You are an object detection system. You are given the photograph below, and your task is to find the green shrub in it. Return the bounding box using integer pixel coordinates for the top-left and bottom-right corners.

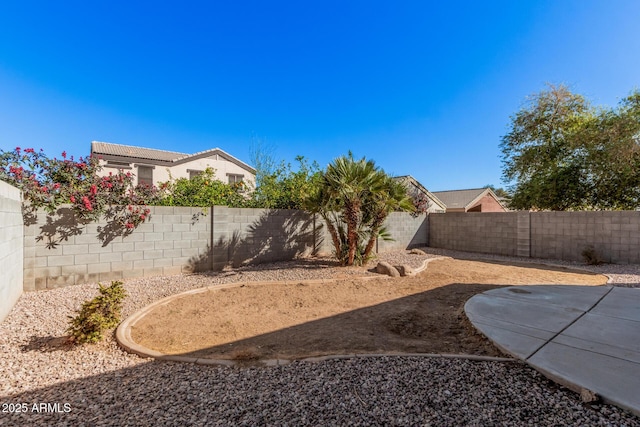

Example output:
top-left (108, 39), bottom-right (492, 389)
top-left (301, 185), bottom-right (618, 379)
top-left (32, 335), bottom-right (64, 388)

top-left (247, 156), bottom-right (322, 210)
top-left (67, 281), bottom-right (128, 344)
top-left (156, 167), bottom-right (246, 208)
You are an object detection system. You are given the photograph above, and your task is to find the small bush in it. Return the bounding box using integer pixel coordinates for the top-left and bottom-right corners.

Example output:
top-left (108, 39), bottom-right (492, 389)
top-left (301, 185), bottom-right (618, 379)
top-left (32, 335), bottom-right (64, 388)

top-left (581, 245), bottom-right (604, 265)
top-left (67, 281), bottom-right (127, 344)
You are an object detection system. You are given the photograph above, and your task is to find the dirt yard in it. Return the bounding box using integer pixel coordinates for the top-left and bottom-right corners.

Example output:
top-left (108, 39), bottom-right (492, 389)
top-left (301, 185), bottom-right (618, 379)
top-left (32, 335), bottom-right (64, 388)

top-left (130, 258), bottom-right (607, 361)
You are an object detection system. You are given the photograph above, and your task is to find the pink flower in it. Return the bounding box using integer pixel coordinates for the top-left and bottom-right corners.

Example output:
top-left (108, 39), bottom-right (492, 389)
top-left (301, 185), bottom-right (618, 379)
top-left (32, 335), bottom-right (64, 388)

top-left (15, 147), bottom-right (20, 152)
top-left (24, 148), bottom-right (35, 153)
top-left (62, 151), bottom-right (67, 159)
top-left (90, 184), bottom-right (97, 195)
top-left (140, 215), bottom-right (145, 220)
top-left (82, 196), bottom-right (92, 211)
top-left (125, 222), bottom-right (134, 229)
top-left (70, 195), bottom-right (76, 203)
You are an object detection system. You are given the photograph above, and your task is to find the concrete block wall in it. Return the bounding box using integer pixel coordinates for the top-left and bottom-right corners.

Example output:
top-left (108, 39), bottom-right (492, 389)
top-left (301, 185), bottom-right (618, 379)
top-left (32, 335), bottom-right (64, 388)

top-left (516, 212), bottom-right (531, 258)
top-left (24, 206), bottom-right (211, 290)
top-left (21, 206), bottom-right (429, 290)
top-left (429, 212), bottom-right (519, 256)
top-left (376, 212), bottom-right (428, 252)
top-left (429, 210), bottom-right (640, 265)
top-left (210, 206), bottom-right (320, 270)
top-left (531, 211), bottom-right (640, 264)
top-left (0, 181), bottom-right (23, 322)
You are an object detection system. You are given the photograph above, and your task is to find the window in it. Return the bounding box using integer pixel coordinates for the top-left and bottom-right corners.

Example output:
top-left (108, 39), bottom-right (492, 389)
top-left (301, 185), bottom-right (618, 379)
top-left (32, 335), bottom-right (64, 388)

top-left (105, 161), bottom-right (132, 169)
top-left (188, 170), bottom-right (203, 179)
top-left (137, 166), bottom-right (153, 187)
top-left (227, 174), bottom-right (244, 184)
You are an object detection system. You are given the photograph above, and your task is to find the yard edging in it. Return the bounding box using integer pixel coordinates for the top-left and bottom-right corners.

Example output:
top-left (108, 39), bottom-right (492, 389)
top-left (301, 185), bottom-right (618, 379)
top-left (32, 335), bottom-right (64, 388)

top-left (116, 255), bottom-right (519, 367)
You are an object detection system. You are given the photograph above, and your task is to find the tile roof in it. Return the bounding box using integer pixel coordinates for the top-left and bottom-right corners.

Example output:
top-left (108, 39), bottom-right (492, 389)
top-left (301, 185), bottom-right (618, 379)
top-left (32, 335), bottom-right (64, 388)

top-left (91, 141), bottom-right (256, 173)
top-left (91, 141), bottom-right (187, 162)
top-left (431, 188), bottom-right (488, 209)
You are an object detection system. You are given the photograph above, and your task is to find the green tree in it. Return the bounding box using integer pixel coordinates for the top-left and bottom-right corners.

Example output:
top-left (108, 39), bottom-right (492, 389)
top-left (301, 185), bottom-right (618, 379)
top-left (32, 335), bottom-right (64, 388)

top-left (156, 168), bottom-right (246, 207)
top-left (361, 175), bottom-right (414, 261)
top-left (502, 85), bottom-right (640, 210)
top-left (585, 91), bottom-right (640, 209)
top-left (501, 84), bottom-right (594, 210)
top-left (306, 153), bottom-right (414, 266)
top-left (249, 136), bottom-right (277, 192)
top-left (247, 156), bottom-right (322, 210)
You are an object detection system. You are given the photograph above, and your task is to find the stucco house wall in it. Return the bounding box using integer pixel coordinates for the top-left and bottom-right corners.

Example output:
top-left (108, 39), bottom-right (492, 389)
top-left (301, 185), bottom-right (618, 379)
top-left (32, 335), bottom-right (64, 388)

top-left (92, 141), bottom-right (256, 188)
top-left (98, 154), bottom-right (254, 187)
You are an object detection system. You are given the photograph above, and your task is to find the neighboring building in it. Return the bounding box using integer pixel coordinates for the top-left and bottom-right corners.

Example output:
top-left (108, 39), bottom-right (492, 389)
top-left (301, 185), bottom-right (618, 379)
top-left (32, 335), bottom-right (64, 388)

top-left (431, 188), bottom-right (508, 212)
top-left (393, 175), bottom-right (447, 213)
top-left (91, 141), bottom-right (256, 187)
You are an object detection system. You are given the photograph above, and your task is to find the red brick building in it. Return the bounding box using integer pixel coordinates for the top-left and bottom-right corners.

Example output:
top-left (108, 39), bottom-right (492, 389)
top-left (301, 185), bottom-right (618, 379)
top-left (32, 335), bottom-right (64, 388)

top-left (431, 188), bottom-right (508, 212)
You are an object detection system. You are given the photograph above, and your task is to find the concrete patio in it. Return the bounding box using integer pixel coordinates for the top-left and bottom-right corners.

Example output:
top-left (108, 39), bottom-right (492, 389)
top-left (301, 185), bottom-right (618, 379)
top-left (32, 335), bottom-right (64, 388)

top-left (465, 284), bottom-right (640, 417)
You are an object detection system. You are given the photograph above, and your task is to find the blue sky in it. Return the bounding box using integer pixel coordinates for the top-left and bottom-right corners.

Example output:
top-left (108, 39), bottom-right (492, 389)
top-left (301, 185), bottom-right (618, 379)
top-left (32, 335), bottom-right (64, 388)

top-left (1, 1), bottom-right (639, 191)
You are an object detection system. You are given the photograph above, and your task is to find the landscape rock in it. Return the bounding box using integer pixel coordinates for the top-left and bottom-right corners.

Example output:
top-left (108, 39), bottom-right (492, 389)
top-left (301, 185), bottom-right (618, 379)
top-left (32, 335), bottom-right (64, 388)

top-left (375, 261), bottom-right (400, 277)
top-left (580, 388), bottom-right (600, 403)
top-left (409, 248), bottom-right (427, 256)
top-left (395, 264), bottom-right (415, 277)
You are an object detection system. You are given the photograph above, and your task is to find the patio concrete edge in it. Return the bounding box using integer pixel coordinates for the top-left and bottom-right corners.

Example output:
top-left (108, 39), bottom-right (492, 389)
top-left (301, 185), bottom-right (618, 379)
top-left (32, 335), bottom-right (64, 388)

top-left (464, 285), bottom-right (640, 418)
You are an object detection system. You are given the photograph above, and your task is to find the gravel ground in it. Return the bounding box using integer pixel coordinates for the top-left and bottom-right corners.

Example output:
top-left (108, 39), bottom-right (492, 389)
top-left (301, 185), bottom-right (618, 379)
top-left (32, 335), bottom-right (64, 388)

top-left (422, 248), bottom-right (640, 288)
top-left (1, 248), bottom-right (639, 426)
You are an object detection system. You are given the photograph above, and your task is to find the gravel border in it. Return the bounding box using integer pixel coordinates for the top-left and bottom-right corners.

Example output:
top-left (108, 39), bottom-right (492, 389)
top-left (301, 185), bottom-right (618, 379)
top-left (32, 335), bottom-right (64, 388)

top-left (1, 248), bottom-right (639, 426)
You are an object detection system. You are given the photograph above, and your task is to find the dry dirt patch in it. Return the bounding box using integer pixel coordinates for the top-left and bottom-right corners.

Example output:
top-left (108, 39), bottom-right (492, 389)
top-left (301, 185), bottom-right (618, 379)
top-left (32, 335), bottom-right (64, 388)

top-left (130, 258), bottom-right (607, 361)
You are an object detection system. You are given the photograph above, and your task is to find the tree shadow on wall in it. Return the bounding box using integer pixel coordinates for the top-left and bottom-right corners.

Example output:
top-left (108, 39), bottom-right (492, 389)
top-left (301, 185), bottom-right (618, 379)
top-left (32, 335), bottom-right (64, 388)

top-left (188, 210), bottom-right (325, 273)
top-left (29, 206), bottom-right (157, 249)
top-left (95, 205), bottom-right (158, 246)
top-left (233, 210), bottom-right (318, 267)
top-left (34, 207), bottom-right (87, 249)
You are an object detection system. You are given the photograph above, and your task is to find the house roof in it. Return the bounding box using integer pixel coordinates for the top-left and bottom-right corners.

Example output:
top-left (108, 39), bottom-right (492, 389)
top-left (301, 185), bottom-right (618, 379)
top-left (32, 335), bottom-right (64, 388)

top-left (92, 141), bottom-right (187, 162)
top-left (91, 141), bottom-right (256, 174)
top-left (393, 175), bottom-right (447, 212)
top-left (431, 187), bottom-right (506, 211)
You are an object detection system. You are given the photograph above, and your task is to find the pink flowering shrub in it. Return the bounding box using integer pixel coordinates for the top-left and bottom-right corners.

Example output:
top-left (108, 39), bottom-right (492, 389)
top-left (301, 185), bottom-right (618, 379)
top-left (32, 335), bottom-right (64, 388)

top-left (410, 192), bottom-right (432, 217)
top-left (0, 147), bottom-right (159, 236)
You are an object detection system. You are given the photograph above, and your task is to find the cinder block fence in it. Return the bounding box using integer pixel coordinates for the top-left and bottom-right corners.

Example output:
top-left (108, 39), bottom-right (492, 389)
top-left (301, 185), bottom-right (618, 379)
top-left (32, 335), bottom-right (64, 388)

top-left (23, 206), bottom-right (211, 291)
top-left (429, 211), bottom-right (640, 264)
top-left (4, 175), bottom-right (640, 295)
top-left (23, 205), bottom-right (429, 291)
top-left (0, 181), bottom-right (23, 322)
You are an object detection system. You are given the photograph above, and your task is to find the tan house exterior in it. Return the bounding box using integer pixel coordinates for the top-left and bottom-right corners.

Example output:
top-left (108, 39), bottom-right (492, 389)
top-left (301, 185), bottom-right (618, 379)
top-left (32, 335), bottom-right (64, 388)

top-left (393, 175), bottom-right (447, 213)
top-left (431, 188), bottom-right (507, 212)
top-left (91, 141), bottom-right (256, 188)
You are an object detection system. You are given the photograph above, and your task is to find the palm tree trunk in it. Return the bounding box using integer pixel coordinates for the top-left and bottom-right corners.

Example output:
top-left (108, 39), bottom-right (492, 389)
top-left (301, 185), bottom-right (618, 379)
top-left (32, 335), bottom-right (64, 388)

top-left (321, 212), bottom-right (342, 263)
top-left (345, 201), bottom-right (360, 266)
top-left (363, 212), bottom-right (387, 261)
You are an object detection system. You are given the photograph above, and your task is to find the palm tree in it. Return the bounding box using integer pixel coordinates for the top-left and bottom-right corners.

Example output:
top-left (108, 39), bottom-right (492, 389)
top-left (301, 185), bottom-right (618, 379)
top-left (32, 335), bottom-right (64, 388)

top-left (361, 175), bottom-right (414, 261)
top-left (307, 153), bottom-right (414, 266)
